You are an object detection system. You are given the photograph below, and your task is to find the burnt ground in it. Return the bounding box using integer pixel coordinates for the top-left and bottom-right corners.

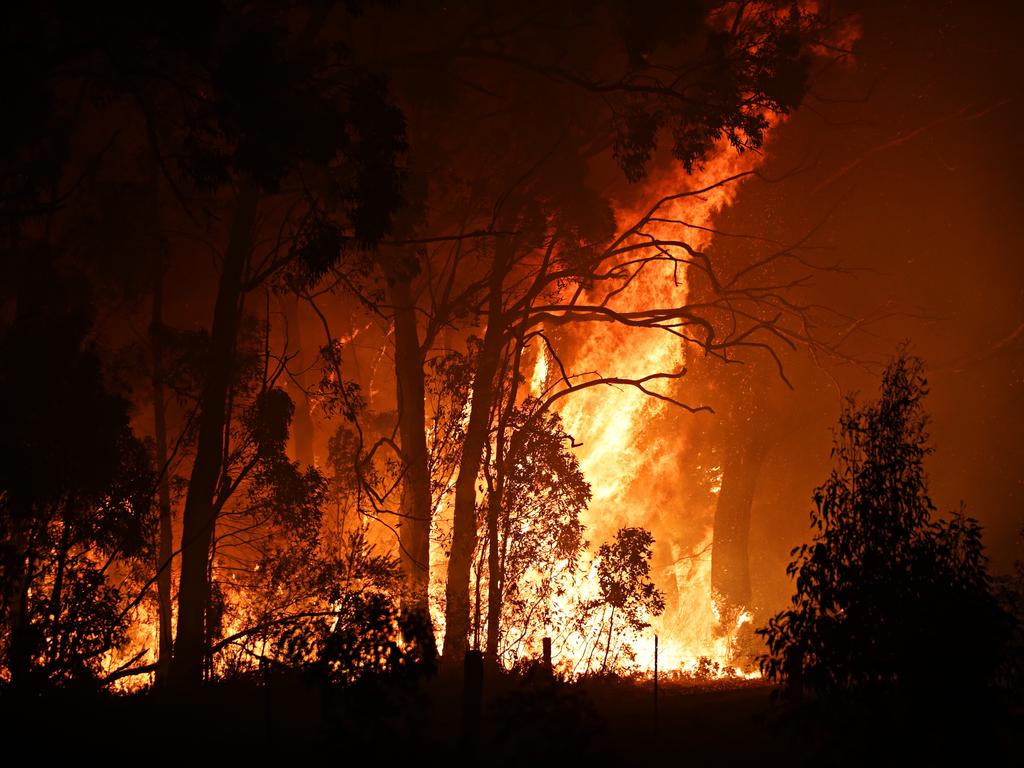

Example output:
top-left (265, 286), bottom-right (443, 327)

top-left (1, 673), bottom-right (1019, 765)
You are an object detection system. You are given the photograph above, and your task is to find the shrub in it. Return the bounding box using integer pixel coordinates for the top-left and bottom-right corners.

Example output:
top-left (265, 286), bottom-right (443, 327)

top-left (758, 352), bottom-right (1010, 699)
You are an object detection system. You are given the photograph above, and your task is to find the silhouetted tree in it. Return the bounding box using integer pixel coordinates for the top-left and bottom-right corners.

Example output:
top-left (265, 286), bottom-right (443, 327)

top-left (0, 267), bottom-right (154, 689)
top-left (475, 399), bottom-right (590, 665)
top-left (122, 3), bottom-right (408, 685)
top-left (592, 527), bottom-right (665, 672)
top-left (995, 528), bottom-right (1024, 694)
top-left (758, 352), bottom-right (1011, 699)
top-left (2, 0), bottom-right (409, 687)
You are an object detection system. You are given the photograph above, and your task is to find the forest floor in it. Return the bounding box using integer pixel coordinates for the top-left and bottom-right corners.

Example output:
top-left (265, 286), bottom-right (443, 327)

top-left (2, 672), bottom-right (1019, 764)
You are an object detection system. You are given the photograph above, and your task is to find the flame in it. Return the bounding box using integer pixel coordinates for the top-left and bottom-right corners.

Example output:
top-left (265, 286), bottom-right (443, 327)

top-left (529, 140), bottom-right (770, 678)
top-left (96, 2), bottom-right (866, 685)
top-left (101, 593), bottom-right (162, 692)
top-left (529, 345), bottom-right (549, 395)
top-left (103, 146), bottom-right (774, 687)
top-left (420, 137), bottom-right (781, 679)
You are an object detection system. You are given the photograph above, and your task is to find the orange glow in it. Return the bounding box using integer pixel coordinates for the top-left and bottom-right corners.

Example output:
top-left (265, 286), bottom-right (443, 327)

top-left (527, 139), bottom-right (774, 677)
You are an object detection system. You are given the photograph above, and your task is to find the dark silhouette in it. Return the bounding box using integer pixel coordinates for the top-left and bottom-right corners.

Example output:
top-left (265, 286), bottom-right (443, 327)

top-left (0, 265), bottom-right (154, 689)
top-left (758, 352), bottom-right (1011, 700)
top-left (476, 399), bottom-right (590, 666)
top-left (593, 527), bottom-right (666, 672)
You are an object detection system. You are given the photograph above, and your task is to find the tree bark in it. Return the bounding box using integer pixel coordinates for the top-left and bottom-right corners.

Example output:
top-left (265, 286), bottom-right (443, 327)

top-left (442, 248), bottom-right (509, 662)
top-left (484, 339), bottom-right (522, 665)
top-left (710, 434), bottom-right (770, 615)
top-left (170, 183), bottom-right (259, 685)
top-left (150, 223), bottom-right (175, 684)
top-left (283, 293), bottom-right (315, 467)
top-left (389, 272), bottom-right (435, 655)
top-left (483, 484), bottom-right (503, 663)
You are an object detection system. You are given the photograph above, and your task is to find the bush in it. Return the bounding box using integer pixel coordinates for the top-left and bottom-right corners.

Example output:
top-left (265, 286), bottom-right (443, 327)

top-left (758, 352), bottom-right (1011, 700)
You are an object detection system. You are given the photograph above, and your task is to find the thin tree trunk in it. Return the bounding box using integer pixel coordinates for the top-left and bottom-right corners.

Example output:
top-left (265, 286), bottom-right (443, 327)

top-left (483, 487), bottom-right (503, 663)
top-left (582, 604), bottom-right (605, 673)
top-left (46, 521), bottom-right (71, 673)
top-left (442, 252), bottom-right (508, 661)
top-left (602, 606), bottom-right (615, 672)
top-left (170, 183), bottom-right (259, 685)
top-left (389, 271), bottom-right (435, 656)
top-left (8, 535), bottom-right (36, 688)
top-left (283, 293), bottom-right (315, 466)
top-left (150, 213), bottom-right (175, 683)
top-left (473, 549), bottom-right (483, 650)
top-left (484, 339), bottom-right (522, 665)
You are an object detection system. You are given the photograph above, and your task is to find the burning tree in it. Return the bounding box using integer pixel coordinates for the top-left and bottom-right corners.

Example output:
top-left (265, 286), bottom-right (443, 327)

top-left (259, 1), bottom-right (851, 671)
top-left (215, 526), bottom-right (419, 684)
top-left (426, 2), bottom-right (825, 664)
top-left (758, 352), bottom-right (1011, 699)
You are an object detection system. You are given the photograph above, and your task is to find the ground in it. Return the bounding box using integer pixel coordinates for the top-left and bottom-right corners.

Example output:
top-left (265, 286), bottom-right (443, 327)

top-left (2, 674), bottom-right (1019, 764)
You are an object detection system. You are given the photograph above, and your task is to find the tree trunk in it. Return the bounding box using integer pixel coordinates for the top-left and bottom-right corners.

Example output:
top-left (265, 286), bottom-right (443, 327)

top-left (170, 183), bottom-right (259, 685)
top-left (483, 485), bottom-right (502, 663)
top-left (151, 239), bottom-right (175, 684)
top-left (46, 521), bottom-right (71, 673)
top-left (710, 434), bottom-right (770, 616)
top-left (602, 606), bottom-right (615, 672)
top-left (472, 547), bottom-right (483, 650)
top-left (7, 545), bottom-right (35, 688)
top-left (484, 337), bottom-right (522, 666)
top-left (442, 251), bottom-right (508, 662)
top-left (389, 272), bottom-right (436, 656)
top-left (282, 293), bottom-right (315, 467)
top-left (144, 146), bottom-right (176, 682)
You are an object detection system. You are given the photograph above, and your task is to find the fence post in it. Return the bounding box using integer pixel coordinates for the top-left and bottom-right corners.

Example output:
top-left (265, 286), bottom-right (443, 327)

top-left (653, 634), bottom-right (659, 736)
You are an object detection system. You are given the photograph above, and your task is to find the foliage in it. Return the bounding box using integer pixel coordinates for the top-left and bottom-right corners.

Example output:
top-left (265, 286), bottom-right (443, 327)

top-left (589, 527), bottom-right (665, 671)
top-left (222, 527), bottom-right (425, 685)
top-left (0, 270), bottom-right (154, 688)
top-left (995, 528), bottom-right (1024, 693)
top-left (610, 3), bottom-right (816, 180)
top-left (477, 400), bottom-right (591, 664)
top-left (596, 527), bottom-right (666, 629)
top-left (758, 352), bottom-right (1011, 699)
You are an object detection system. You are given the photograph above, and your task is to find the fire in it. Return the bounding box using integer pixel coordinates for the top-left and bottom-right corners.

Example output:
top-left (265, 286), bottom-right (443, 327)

top-left (95, 5), bottom-right (864, 687)
top-left (418, 133), bottom-right (787, 679)
top-left (528, 140), bottom-right (772, 678)
top-left (100, 141), bottom-right (780, 688)
top-left (101, 598), bottom-right (161, 692)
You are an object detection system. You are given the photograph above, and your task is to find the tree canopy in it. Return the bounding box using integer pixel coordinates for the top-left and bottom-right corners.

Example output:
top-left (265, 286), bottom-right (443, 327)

top-left (0, 267), bottom-right (154, 688)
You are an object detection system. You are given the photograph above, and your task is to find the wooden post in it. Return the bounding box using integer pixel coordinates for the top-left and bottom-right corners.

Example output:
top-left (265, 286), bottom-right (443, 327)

top-left (653, 634), bottom-right (659, 736)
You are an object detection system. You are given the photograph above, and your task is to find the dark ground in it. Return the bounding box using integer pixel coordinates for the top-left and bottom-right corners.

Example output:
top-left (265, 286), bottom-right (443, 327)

top-left (2, 672), bottom-right (1019, 765)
